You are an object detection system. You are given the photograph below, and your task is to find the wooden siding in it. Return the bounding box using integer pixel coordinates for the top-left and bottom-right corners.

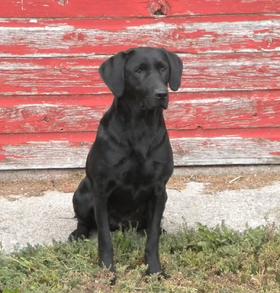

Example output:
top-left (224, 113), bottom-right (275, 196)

top-left (0, 16), bottom-right (279, 56)
top-left (0, 0), bottom-right (279, 169)
top-left (1, 0), bottom-right (280, 18)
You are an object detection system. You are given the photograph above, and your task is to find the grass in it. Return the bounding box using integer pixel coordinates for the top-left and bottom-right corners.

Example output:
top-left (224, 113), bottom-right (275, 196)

top-left (1, 224), bottom-right (280, 292)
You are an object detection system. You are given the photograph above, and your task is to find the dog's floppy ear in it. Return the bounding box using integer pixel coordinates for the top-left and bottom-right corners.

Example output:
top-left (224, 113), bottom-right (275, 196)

top-left (99, 52), bottom-right (126, 97)
top-left (163, 49), bottom-right (183, 91)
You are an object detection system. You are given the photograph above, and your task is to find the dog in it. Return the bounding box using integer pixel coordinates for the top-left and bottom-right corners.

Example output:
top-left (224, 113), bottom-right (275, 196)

top-left (69, 47), bottom-right (183, 275)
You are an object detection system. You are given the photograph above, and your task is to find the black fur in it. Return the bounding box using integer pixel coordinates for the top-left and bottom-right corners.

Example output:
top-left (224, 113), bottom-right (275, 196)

top-left (69, 47), bottom-right (183, 275)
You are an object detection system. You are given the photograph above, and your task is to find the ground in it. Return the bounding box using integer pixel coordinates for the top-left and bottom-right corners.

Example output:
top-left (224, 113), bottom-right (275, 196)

top-left (0, 166), bottom-right (280, 252)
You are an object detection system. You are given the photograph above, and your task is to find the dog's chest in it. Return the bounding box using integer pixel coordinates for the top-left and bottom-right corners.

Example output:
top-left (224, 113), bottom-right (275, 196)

top-left (114, 137), bottom-right (171, 187)
top-left (120, 151), bottom-right (156, 185)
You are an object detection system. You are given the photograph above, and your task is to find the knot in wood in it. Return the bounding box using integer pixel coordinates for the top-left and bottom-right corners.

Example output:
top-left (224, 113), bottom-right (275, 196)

top-left (57, 0), bottom-right (69, 6)
top-left (149, 0), bottom-right (170, 16)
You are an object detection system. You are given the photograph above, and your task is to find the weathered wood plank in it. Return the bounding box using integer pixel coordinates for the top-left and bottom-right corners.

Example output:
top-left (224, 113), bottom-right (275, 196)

top-left (1, 1), bottom-right (279, 170)
top-left (0, 0), bottom-right (279, 18)
top-left (0, 95), bottom-right (109, 133)
top-left (1, 91), bottom-right (280, 134)
top-left (0, 130), bottom-right (280, 169)
top-left (167, 91), bottom-right (280, 130)
top-left (0, 58), bottom-right (102, 95)
top-left (172, 135), bottom-right (280, 166)
top-left (0, 15), bottom-right (279, 56)
top-left (1, 53), bottom-right (280, 95)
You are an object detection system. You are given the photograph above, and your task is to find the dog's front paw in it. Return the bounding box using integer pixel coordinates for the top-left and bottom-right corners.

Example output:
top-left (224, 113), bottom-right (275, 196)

top-left (146, 267), bottom-right (169, 279)
top-left (144, 269), bottom-right (169, 282)
top-left (68, 229), bottom-right (88, 241)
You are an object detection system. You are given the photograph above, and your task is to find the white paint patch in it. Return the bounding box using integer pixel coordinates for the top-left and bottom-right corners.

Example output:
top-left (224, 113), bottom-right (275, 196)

top-left (57, 0), bottom-right (69, 6)
top-left (16, 104), bottom-right (60, 108)
top-left (0, 62), bottom-right (44, 70)
top-left (183, 97), bottom-right (234, 104)
top-left (127, 22), bottom-right (176, 31)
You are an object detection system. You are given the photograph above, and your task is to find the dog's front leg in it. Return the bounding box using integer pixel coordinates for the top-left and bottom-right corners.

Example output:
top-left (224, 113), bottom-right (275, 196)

top-left (145, 186), bottom-right (167, 275)
top-left (94, 196), bottom-right (115, 272)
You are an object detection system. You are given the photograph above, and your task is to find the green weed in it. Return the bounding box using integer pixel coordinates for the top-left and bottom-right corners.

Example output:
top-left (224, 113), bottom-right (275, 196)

top-left (0, 225), bottom-right (279, 292)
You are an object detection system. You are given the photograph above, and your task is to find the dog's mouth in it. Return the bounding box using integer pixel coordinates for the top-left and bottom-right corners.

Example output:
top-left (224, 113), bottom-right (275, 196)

top-left (160, 98), bottom-right (168, 109)
top-left (141, 98), bottom-right (168, 110)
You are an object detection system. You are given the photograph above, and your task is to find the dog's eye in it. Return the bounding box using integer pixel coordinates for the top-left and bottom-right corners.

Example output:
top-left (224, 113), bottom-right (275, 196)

top-left (159, 66), bottom-right (167, 72)
top-left (135, 67), bottom-right (144, 74)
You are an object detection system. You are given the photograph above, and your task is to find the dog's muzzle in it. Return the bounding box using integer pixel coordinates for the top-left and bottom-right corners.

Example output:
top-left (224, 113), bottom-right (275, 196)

top-left (155, 89), bottom-right (168, 109)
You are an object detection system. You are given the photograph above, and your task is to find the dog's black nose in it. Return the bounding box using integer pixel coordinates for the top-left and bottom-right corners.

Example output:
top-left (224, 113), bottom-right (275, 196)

top-left (154, 89), bottom-right (168, 109)
top-left (155, 90), bottom-right (168, 99)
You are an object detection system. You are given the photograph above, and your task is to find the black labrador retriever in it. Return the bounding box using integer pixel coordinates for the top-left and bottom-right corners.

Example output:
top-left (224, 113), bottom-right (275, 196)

top-left (69, 47), bottom-right (183, 275)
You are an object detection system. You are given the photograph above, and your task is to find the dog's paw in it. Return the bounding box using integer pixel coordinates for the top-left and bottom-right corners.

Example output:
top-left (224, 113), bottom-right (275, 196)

top-left (145, 268), bottom-right (169, 279)
top-left (97, 267), bottom-right (117, 286)
top-left (158, 270), bottom-right (170, 279)
top-left (68, 229), bottom-right (87, 241)
top-left (109, 273), bottom-right (117, 286)
top-left (68, 230), bottom-right (78, 241)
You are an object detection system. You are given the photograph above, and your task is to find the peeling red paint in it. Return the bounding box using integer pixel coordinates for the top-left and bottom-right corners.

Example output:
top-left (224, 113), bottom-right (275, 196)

top-left (0, 153), bottom-right (6, 161)
top-left (0, 0), bottom-right (280, 18)
top-left (0, 53), bottom-right (279, 96)
top-left (1, 91), bottom-right (280, 134)
top-left (0, 16), bottom-right (279, 56)
top-left (0, 1), bottom-right (279, 169)
top-left (0, 128), bottom-right (280, 146)
top-left (63, 32), bottom-right (87, 42)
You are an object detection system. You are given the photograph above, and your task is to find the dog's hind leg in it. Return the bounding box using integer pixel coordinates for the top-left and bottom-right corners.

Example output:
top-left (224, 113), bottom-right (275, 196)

top-left (69, 177), bottom-right (96, 240)
top-left (69, 220), bottom-right (91, 240)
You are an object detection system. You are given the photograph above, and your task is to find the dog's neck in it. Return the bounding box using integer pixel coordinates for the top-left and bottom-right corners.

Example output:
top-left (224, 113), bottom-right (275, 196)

top-left (113, 96), bottom-right (165, 130)
top-left (100, 98), bottom-right (168, 160)
top-left (100, 97), bottom-right (167, 156)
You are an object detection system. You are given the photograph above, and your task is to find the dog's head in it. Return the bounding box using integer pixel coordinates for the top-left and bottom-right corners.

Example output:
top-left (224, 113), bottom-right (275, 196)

top-left (99, 47), bottom-right (183, 110)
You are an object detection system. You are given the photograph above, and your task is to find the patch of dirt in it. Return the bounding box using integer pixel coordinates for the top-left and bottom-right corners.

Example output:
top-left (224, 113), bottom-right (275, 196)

top-left (1, 170), bottom-right (280, 197)
top-left (167, 173), bottom-right (280, 193)
top-left (0, 171), bottom-right (84, 197)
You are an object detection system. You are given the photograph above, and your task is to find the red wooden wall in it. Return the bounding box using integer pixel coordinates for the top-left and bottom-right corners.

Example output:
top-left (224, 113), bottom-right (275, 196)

top-left (0, 0), bottom-right (280, 169)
